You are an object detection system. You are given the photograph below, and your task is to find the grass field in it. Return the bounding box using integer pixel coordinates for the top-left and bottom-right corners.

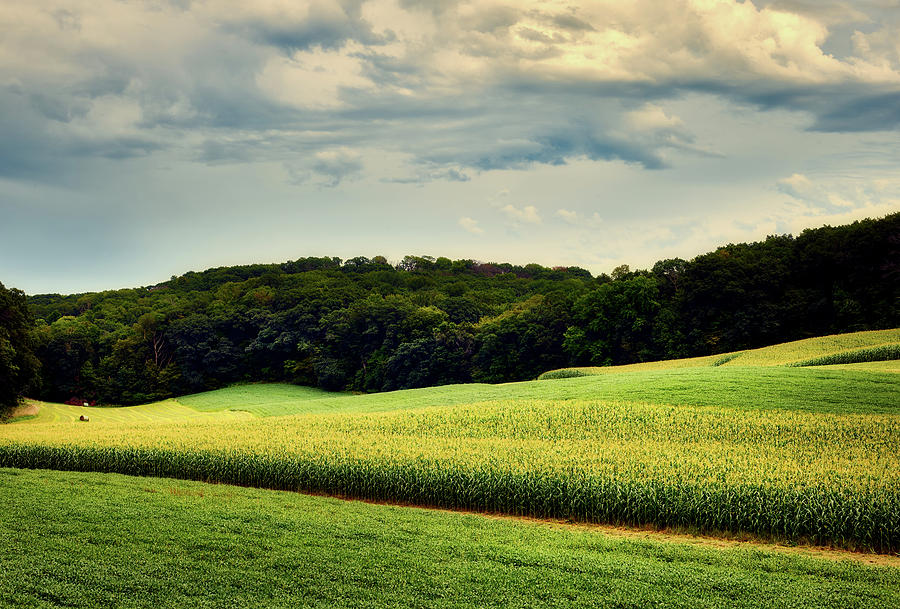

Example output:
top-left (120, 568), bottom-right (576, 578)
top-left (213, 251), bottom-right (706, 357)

top-left (16, 365), bottom-right (900, 427)
top-left (2, 367), bottom-right (898, 551)
top-left (12, 398), bottom-right (254, 425)
top-left (2, 329), bottom-right (899, 555)
top-left (177, 383), bottom-right (350, 416)
top-left (2, 468), bottom-right (897, 609)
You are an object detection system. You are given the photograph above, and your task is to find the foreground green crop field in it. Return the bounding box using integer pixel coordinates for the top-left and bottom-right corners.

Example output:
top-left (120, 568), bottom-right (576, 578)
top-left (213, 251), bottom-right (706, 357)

top-left (2, 469), bottom-right (898, 609)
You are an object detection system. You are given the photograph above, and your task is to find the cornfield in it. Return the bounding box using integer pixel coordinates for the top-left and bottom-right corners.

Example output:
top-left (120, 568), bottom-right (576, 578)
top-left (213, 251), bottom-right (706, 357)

top-left (2, 397), bottom-right (897, 552)
top-left (787, 344), bottom-right (900, 367)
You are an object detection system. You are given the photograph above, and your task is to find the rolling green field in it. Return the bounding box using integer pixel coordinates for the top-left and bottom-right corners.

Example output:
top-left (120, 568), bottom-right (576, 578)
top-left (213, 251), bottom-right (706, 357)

top-left (539, 327), bottom-right (900, 377)
top-left (16, 364), bottom-right (900, 427)
top-left (2, 468), bottom-right (898, 609)
top-left (12, 398), bottom-right (254, 425)
top-left (3, 382), bottom-right (897, 551)
top-left (2, 333), bottom-right (899, 551)
top-left (12, 328), bottom-right (898, 426)
top-left (0, 378), bottom-right (900, 552)
top-left (2, 329), bottom-right (900, 605)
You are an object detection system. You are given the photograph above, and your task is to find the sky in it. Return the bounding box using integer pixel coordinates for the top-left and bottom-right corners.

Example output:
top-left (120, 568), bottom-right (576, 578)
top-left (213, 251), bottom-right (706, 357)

top-left (2, 0), bottom-right (900, 295)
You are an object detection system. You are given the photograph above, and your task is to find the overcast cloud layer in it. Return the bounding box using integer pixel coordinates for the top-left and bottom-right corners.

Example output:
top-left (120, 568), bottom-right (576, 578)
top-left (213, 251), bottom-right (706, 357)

top-left (2, 0), bottom-right (899, 293)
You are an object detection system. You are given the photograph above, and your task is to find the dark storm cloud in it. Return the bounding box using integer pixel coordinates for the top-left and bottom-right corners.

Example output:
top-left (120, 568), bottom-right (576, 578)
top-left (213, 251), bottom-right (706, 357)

top-left (69, 137), bottom-right (163, 160)
top-left (420, 127), bottom-right (667, 172)
top-left (324, 79), bottom-right (678, 171)
top-left (0, 92), bottom-right (58, 179)
top-left (133, 37), bottom-right (303, 131)
top-left (810, 91), bottom-right (900, 132)
top-left (702, 82), bottom-right (900, 133)
top-left (219, 0), bottom-right (393, 54)
top-left (311, 150), bottom-right (364, 186)
top-left (0, 87), bottom-right (160, 181)
top-left (549, 13), bottom-right (596, 32)
top-left (26, 91), bottom-right (89, 124)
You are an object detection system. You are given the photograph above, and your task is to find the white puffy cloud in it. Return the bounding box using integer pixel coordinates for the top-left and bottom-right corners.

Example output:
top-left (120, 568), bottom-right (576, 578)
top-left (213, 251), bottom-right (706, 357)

top-left (401, 0), bottom-right (900, 87)
top-left (555, 209), bottom-right (602, 227)
top-left (778, 171), bottom-right (900, 213)
top-left (500, 204), bottom-right (542, 225)
top-left (852, 24), bottom-right (900, 70)
top-left (556, 208), bottom-right (578, 223)
top-left (286, 147), bottom-right (364, 186)
top-left (459, 216), bottom-right (484, 234)
top-left (777, 173), bottom-right (816, 199)
top-left (626, 105), bottom-right (685, 132)
top-left (311, 147), bottom-right (365, 186)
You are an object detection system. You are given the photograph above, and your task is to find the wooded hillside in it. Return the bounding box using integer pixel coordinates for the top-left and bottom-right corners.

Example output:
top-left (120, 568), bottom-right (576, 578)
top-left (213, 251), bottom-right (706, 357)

top-left (21, 213), bottom-right (899, 404)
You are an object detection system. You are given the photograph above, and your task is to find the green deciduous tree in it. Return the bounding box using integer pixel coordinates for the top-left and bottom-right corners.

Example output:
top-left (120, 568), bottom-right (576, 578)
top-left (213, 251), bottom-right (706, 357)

top-left (1, 282), bottom-right (39, 417)
top-left (565, 276), bottom-right (661, 365)
top-left (18, 213), bottom-right (899, 401)
top-left (472, 295), bottom-right (572, 382)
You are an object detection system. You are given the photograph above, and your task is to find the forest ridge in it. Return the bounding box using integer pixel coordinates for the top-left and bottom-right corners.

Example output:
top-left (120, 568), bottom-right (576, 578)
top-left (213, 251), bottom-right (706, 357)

top-left (16, 213), bottom-right (900, 405)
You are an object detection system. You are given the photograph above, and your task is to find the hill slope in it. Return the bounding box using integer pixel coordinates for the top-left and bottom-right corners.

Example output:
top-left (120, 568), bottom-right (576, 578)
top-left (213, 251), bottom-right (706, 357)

top-left (540, 328), bottom-right (900, 378)
top-left (3, 329), bottom-right (899, 552)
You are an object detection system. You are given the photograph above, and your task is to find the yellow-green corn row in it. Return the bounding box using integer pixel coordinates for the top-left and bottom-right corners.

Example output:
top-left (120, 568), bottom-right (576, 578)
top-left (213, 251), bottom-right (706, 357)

top-left (787, 344), bottom-right (900, 367)
top-left (1, 398), bottom-right (897, 552)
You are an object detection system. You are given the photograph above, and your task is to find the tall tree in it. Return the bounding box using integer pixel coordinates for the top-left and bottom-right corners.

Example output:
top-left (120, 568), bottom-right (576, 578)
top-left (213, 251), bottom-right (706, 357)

top-left (0, 282), bottom-right (39, 417)
top-left (565, 276), bottom-right (661, 365)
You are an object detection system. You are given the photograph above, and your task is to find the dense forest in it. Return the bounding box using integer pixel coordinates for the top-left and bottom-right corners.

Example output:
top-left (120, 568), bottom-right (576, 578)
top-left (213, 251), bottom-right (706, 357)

top-left (4, 213), bottom-right (899, 407)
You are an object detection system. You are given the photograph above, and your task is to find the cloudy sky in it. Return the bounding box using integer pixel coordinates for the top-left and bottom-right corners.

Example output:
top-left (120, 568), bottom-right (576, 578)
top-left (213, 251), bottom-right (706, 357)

top-left (2, 0), bottom-right (899, 294)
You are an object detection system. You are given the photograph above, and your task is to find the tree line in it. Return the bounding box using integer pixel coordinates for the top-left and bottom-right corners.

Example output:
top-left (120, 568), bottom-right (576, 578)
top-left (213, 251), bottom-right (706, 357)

top-left (1, 213), bottom-right (897, 412)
